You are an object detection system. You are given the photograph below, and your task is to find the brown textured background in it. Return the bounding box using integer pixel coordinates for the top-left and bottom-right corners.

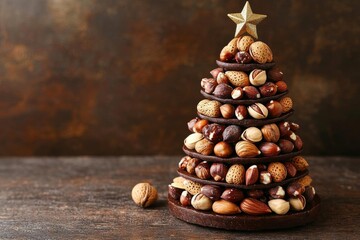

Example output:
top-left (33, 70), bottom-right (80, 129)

top-left (0, 0), bottom-right (358, 156)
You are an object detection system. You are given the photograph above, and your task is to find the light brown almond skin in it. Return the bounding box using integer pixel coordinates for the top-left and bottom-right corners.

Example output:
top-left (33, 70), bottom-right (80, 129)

top-left (212, 200), bottom-right (241, 215)
top-left (225, 71), bottom-right (250, 87)
top-left (225, 164), bottom-right (245, 185)
top-left (235, 141), bottom-right (260, 157)
top-left (267, 162), bottom-right (287, 182)
top-left (249, 41), bottom-right (273, 64)
top-left (197, 99), bottom-right (221, 117)
top-left (291, 156), bottom-right (309, 171)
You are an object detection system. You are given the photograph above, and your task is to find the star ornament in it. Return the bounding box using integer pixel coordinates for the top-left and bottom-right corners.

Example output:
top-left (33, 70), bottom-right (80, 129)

top-left (227, 1), bottom-right (267, 39)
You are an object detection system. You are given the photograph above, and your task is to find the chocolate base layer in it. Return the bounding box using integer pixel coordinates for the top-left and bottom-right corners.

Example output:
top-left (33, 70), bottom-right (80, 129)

top-left (178, 169), bottom-right (309, 190)
top-left (168, 194), bottom-right (320, 231)
top-left (197, 110), bottom-right (294, 127)
top-left (216, 60), bottom-right (276, 72)
top-left (182, 145), bottom-right (302, 164)
top-left (200, 90), bottom-right (288, 105)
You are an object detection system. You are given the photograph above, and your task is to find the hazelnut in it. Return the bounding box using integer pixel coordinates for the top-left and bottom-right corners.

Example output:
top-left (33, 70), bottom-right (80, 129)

top-left (259, 82), bottom-right (277, 97)
top-left (184, 132), bottom-right (204, 150)
top-left (243, 86), bottom-right (261, 99)
top-left (201, 78), bottom-right (217, 94)
top-left (261, 124), bottom-right (280, 143)
top-left (193, 119), bottom-right (209, 133)
top-left (210, 68), bottom-right (223, 79)
top-left (214, 141), bottom-right (233, 158)
top-left (195, 138), bottom-right (214, 155)
top-left (268, 199), bottom-right (290, 215)
top-left (191, 193), bottom-right (213, 210)
top-left (213, 83), bottom-right (233, 98)
top-left (259, 171), bottom-right (272, 184)
top-left (231, 87), bottom-right (244, 100)
top-left (303, 186), bottom-right (316, 202)
top-left (178, 156), bottom-right (191, 170)
top-left (222, 125), bottom-right (242, 143)
top-left (286, 182), bottom-right (305, 197)
top-left (168, 184), bottom-right (182, 200)
top-left (202, 123), bottom-right (225, 143)
top-left (180, 190), bottom-right (192, 206)
top-left (220, 104), bottom-right (235, 119)
top-left (249, 69), bottom-right (267, 86)
top-left (131, 183), bottom-right (158, 208)
top-left (259, 142), bottom-right (281, 157)
top-left (241, 127), bottom-right (263, 143)
top-left (267, 67), bottom-right (284, 81)
top-left (266, 100), bottom-right (283, 118)
top-left (186, 158), bottom-right (200, 174)
top-left (195, 161), bottom-right (211, 179)
top-left (247, 189), bottom-right (264, 199)
top-left (278, 139), bottom-right (294, 153)
top-left (245, 165), bottom-right (259, 186)
top-left (210, 163), bottom-right (229, 181)
top-left (248, 103), bottom-right (268, 119)
top-left (221, 188), bottom-right (245, 203)
top-left (235, 105), bottom-right (248, 120)
top-left (201, 184), bottom-right (222, 201)
top-left (235, 51), bottom-right (253, 64)
top-left (276, 81), bottom-right (287, 92)
top-left (187, 117), bottom-right (199, 132)
top-left (216, 72), bottom-right (229, 84)
top-left (268, 186), bottom-right (285, 199)
top-left (289, 195), bottom-right (306, 211)
top-left (235, 141), bottom-right (261, 158)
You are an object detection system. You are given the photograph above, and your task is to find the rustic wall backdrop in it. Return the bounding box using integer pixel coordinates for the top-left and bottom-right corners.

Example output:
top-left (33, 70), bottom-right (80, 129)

top-left (0, 0), bottom-right (358, 156)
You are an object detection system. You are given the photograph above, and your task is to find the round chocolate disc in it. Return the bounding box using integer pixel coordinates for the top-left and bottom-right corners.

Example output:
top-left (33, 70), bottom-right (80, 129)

top-left (168, 194), bottom-right (320, 230)
top-left (197, 110), bottom-right (294, 127)
top-left (216, 60), bottom-right (276, 72)
top-left (200, 90), bottom-right (288, 105)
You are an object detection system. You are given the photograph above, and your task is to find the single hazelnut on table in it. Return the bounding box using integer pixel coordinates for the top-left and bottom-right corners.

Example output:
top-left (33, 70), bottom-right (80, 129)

top-left (131, 183), bottom-right (158, 208)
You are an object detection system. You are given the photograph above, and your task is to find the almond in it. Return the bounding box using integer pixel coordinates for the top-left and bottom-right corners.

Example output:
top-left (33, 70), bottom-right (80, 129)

top-left (227, 38), bottom-right (239, 55)
top-left (235, 141), bottom-right (261, 157)
top-left (240, 198), bottom-right (272, 215)
top-left (225, 164), bottom-right (245, 184)
top-left (212, 200), bottom-right (241, 215)
top-left (267, 162), bottom-right (287, 182)
top-left (225, 71), bottom-right (250, 87)
top-left (259, 142), bottom-right (281, 157)
top-left (279, 97), bottom-right (293, 113)
top-left (296, 175), bottom-right (313, 187)
top-left (197, 99), bottom-right (221, 117)
top-left (220, 46), bottom-right (234, 62)
top-left (291, 156), bottom-right (309, 171)
top-left (245, 165), bottom-right (259, 185)
top-left (249, 41), bottom-right (273, 64)
top-left (268, 199), bottom-right (290, 215)
top-left (237, 36), bottom-right (254, 51)
top-left (243, 86), bottom-right (261, 99)
top-left (184, 179), bottom-right (203, 195)
top-left (284, 161), bottom-right (297, 177)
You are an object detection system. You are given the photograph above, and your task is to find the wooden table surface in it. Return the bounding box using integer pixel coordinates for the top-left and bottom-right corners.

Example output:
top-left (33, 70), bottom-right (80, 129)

top-left (0, 156), bottom-right (358, 239)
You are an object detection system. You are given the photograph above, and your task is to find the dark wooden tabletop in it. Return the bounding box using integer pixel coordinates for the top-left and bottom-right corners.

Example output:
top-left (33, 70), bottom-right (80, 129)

top-left (0, 156), bottom-right (358, 239)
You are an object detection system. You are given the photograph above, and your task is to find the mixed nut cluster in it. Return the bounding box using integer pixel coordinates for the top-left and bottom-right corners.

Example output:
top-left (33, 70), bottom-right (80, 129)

top-left (185, 120), bottom-right (302, 158)
top-left (178, 155), bottom-right (309, 185)
top-left (200, 53), bottom-right (290, 120)
top-left (168, 176), bottom-right (316, 215)
top-left (219, 35), bottom-right (273, 64)
top-left (168, 35), bottom-right (316, 218)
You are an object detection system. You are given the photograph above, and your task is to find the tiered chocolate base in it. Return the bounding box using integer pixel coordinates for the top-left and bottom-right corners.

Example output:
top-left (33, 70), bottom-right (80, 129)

top-left (168, 195), bottom-right (320, 231)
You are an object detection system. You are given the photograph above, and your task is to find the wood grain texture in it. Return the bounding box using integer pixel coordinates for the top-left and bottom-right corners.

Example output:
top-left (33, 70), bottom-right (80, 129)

top-left (0, 0), bottom-right (359, 156)
top-left (0, 156), bottom-right (358, 239)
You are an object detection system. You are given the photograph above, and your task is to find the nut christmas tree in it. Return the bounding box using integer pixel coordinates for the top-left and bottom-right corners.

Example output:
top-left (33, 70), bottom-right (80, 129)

top-left (167, 2), bottom-right (320, 230)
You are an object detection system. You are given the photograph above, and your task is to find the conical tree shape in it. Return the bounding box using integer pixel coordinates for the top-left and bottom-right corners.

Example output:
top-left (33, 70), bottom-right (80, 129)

top-left (168, 2), bottom-right (320, 230)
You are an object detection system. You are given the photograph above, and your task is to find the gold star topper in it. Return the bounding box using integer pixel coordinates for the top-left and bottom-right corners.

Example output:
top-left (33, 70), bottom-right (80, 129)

top-left (227, 1), bottom-right (267, 39)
